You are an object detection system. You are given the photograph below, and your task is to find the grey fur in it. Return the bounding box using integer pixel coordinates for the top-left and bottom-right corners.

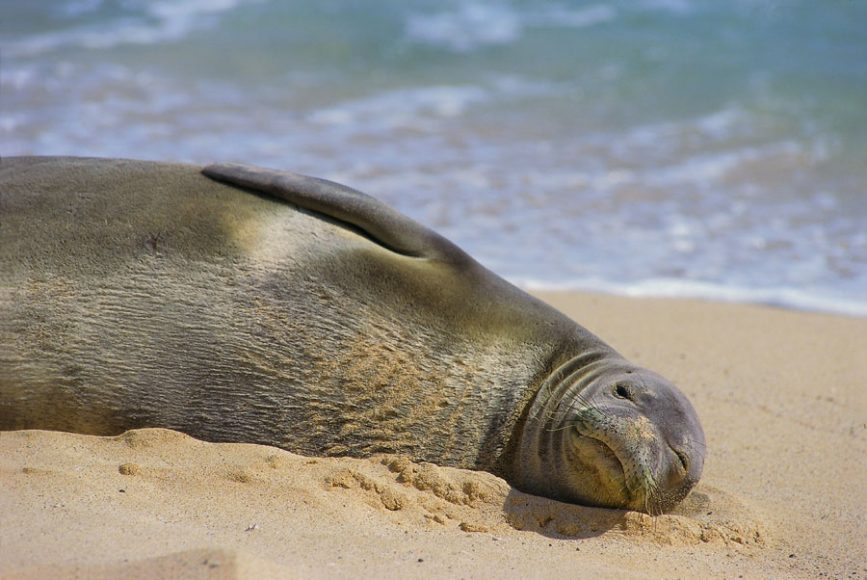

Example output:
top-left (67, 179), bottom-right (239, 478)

top-left (0, 156), bottom-right (705, 512)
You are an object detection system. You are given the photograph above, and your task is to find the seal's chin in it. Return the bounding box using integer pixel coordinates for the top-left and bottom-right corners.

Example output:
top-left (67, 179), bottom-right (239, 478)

top-left (567, 428), bottom-right (638, 509)
top-left (568, 422), bottom-right (693, 514)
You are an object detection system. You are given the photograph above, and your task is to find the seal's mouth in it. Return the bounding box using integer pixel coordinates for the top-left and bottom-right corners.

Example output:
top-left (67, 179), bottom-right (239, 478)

top-left (569, 428), bottom-right (636, 505)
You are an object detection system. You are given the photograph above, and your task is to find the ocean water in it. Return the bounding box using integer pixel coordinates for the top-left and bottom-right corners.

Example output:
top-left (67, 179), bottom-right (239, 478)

top-left (2, 0), bottom-right (866, 316)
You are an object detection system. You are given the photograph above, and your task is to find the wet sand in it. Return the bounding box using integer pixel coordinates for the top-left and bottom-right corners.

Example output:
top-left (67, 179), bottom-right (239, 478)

top-left (1, 292), bottom-right (864, 579)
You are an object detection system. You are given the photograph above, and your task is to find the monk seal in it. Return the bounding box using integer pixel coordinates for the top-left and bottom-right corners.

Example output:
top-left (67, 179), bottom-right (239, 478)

top-left (0, 156), bottom-right (705, 513)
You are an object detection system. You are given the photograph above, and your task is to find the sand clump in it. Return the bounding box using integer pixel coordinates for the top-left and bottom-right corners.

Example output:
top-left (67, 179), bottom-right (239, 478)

top-left (318, 446), bottom-right (763, 547)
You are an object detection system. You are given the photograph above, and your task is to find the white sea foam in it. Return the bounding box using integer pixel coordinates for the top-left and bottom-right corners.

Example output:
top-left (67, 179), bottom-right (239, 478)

top-left (405, 2), bottom-right (618, 52)
top-left (404, 0), bottom-right (697, 53)
top-left (6, 0), bottom-right (256, 58)
top-left (619, 106), bottom-right (751, 149)
top-left (694, 108), bottom-right (744, 139)
top-left (57, 0), bottom-right (104, 18)
top-left (307, 75), bottom-right (562, 134)
top-left (514, 276), bottom-right (867, 318)
top-left (637, 0), bottom-right (694, 15)
top-left (528, 5), bottom-right (617, 28)
top-left (647, 141), bottom-right (802, 186)
top-left (308, 86), bottom-right (490, 130)
top-left (405, 3), bottom-right (521, 52)
top-left (146, 0), bottom-right (249, 21)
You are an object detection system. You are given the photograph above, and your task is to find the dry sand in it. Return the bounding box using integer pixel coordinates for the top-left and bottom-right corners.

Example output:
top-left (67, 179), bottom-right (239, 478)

top-left (1, 292), bottom-right (865, 579)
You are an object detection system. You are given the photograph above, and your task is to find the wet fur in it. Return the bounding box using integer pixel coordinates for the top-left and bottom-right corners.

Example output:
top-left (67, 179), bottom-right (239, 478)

top-left (0, 157), bottom-right (593, 471)
top-left (0, 157), bottom-right (705, 510)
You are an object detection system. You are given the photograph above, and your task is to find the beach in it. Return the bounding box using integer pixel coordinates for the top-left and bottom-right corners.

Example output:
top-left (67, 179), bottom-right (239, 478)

top-left (2, 291), bottom-right (864, 579)
top-left (3, 2), bottom-right (865, 577)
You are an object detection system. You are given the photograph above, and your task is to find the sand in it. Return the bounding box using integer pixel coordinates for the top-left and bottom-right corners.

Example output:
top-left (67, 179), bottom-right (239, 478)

top-left (1, 292), bottom-right (865, 579)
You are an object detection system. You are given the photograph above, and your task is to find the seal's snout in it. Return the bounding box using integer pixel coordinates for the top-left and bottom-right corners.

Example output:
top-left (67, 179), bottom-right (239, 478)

top-left (510, 355), bottom-right (706, 514)
top-left (551, 367), bottom-right (706, 513)
top-left (661, 443), bottom-right (693, 494)
top-left (604, 376), bottom-right (704, 485)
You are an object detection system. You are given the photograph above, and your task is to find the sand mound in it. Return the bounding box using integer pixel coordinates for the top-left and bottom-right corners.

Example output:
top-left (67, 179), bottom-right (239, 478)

top-left (4, 428), bottom-right (763, 545)
top-left (2, 427), bottom-right (765, 579)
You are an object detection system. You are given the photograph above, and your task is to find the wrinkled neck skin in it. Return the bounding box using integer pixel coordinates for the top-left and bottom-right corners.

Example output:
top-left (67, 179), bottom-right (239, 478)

top-left (510, 344), bottom-right (706, 514)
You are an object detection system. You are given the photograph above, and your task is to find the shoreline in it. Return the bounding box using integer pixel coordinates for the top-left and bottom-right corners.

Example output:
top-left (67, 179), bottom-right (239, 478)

top-left (520, 281), bottom-right (867, 319)
top-left (2, 291), bottom-right (864, 579)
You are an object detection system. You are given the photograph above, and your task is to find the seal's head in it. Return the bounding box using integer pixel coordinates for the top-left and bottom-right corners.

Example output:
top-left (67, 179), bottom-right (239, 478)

top-left (512, 354), bottom-right (705, 514)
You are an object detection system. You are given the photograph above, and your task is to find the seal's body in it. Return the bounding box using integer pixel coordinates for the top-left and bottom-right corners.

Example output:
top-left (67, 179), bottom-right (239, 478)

top-left (0, 157), bottom-right (705, 513)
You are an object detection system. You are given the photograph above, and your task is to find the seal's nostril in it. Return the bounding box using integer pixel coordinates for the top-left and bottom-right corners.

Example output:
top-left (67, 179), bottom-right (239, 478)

top-left (674, 448), bottom-right (689, 472)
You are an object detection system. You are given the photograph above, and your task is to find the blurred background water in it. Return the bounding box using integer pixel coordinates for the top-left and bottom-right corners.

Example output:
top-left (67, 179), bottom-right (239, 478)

top-left (2, 0), bottom-right (865, 315)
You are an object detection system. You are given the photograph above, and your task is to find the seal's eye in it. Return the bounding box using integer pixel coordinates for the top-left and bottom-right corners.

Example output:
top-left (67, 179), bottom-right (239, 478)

top-left (613, 384), bottom-right (634, 401)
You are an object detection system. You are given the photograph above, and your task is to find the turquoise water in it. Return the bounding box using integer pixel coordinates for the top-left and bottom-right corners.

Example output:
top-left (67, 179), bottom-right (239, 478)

top-left (3, 0), bottom-right (866, 315)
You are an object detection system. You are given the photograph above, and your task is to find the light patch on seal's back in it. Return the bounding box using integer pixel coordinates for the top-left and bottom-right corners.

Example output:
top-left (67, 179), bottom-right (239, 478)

top-left (222, 202), bottom-right (364, 271)
top-left (227, 210), bottom-right (301, 267)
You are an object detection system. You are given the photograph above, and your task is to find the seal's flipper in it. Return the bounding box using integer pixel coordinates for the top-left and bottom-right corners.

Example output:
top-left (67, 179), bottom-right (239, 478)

top-left (203, 163), bottom-right (471, 264)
